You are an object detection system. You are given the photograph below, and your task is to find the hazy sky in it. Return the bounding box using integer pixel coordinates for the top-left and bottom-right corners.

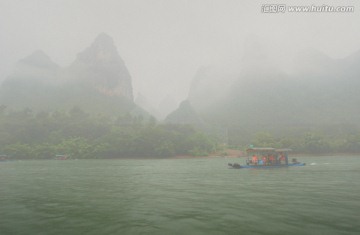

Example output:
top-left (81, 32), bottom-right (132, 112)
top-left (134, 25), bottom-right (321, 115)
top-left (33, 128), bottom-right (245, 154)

top-left (1, 0), bottom-right (360, 106)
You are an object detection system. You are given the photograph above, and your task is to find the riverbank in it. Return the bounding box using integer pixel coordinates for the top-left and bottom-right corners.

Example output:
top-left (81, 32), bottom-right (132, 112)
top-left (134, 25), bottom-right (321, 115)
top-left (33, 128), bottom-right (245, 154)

top-left (173, 149), bottom-right (244, 159)
top-left (173, 149), bottom-right (360, 159)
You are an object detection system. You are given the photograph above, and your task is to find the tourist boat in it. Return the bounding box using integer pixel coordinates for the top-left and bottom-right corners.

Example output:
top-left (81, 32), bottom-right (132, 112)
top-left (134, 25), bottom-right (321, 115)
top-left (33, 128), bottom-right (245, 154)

top-left (54, 154), bottom-right (69, 160)
top-left (228, 147), bottom-right (305, 169)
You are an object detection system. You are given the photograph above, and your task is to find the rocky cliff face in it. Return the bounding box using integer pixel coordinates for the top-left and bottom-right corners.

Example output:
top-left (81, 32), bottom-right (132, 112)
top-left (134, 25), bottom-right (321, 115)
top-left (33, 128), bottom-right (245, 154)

top-left (69, 33), bottom-right (133, 101)
top-left (0, 33), bottom-right (136, 115)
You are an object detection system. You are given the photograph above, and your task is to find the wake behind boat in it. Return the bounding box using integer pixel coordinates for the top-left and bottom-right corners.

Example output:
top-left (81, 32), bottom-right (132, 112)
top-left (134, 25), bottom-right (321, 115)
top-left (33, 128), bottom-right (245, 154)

top-left (228, 147), bottom-right (305, 169)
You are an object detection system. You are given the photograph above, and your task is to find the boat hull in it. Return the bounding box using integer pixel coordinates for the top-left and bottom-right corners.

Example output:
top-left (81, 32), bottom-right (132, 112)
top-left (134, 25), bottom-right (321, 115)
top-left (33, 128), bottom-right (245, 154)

top-left (229, 163), bottom-right (306, 169)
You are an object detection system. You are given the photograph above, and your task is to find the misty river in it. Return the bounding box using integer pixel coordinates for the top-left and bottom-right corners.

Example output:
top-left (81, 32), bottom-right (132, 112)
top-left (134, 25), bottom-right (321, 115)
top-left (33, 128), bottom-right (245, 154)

top-left (1, 156), bottom-right (359, 235)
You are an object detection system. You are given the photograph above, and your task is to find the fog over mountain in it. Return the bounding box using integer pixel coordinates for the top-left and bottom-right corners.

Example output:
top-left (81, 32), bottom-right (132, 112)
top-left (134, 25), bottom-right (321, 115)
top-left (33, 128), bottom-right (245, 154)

top-left (1, 0), bottom-right (360, 108)
top-left (0, 0), bottom-right (360, 139)
top-left (69, 33), bottom-right (133, 101)
top-left (165, 100), bottom-right (204, 127)
top-left (135, 92), bottom-right (161, 119)
top-left (0, 34), bottom-right (140, 116)
top-left (6, 50), bottom-right (60, 84)
top-left (163, 46), bottom-right (360, 144)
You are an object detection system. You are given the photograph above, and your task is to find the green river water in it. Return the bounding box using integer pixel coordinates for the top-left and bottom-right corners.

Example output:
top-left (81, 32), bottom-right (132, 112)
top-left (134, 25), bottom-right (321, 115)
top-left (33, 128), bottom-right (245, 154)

top-left (1, 156), bottom-right (359, 235)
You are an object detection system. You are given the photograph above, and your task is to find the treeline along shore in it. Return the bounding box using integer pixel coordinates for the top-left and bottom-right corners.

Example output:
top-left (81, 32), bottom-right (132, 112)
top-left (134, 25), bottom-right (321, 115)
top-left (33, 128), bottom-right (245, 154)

top-left (0, 106), bottom-right (217, 159)
top-left (1, 106), bottom-right (360, 160)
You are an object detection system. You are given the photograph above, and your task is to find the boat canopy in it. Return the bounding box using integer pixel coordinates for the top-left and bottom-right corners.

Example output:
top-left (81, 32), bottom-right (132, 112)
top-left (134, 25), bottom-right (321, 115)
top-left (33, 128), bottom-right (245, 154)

top-left (246, 147), bottom-right (276, 152)
top-left (275, 148), bottom-right (292, 152)
top-left (246, 147), bottom-right (292, 156)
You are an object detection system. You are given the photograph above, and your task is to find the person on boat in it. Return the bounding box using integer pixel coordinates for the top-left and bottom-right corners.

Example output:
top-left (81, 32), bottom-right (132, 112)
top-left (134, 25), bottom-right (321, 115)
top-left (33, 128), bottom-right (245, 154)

top-left (252, 155), bottom-right (258, 165)
top-left (269, 155), bottom-right (275, 165)
top-left (262, 156), bottom-right (267, 165)
top-left (279, 154), bottom-right (285, 164)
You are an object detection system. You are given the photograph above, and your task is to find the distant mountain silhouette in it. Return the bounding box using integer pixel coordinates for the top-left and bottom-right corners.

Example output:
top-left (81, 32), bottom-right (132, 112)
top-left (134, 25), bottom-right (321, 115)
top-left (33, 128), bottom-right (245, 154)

top-left (69, 33), bottom-right (133, 100)
top-left (165, 100), bottom-right (204, 127)
top-left (170, 48), bottom-right (360, 143)
top-left (0, 33), bottom-right (142, 116)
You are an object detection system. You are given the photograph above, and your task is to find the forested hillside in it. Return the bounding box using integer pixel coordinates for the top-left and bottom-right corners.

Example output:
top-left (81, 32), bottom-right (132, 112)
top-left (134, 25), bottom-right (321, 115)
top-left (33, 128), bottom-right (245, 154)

top-left (0, 107), bottom-right (217, 159)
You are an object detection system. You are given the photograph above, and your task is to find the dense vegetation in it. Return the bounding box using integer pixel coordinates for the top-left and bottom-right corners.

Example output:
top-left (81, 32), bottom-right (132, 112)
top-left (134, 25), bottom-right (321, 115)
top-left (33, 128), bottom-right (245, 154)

top-left (246, 130), bottom-right (360, 154)
top-left (1, 105), bottom-right (359, 160)
top-left (0, 106), bottom-right (217, 159)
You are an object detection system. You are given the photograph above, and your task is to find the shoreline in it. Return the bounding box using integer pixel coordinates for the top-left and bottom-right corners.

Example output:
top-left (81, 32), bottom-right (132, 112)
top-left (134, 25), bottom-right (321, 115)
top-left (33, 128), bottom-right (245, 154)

top-left (173, 150), bottom-right (360, 159)
top-left (3, 151), bottom-right (360, 161)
